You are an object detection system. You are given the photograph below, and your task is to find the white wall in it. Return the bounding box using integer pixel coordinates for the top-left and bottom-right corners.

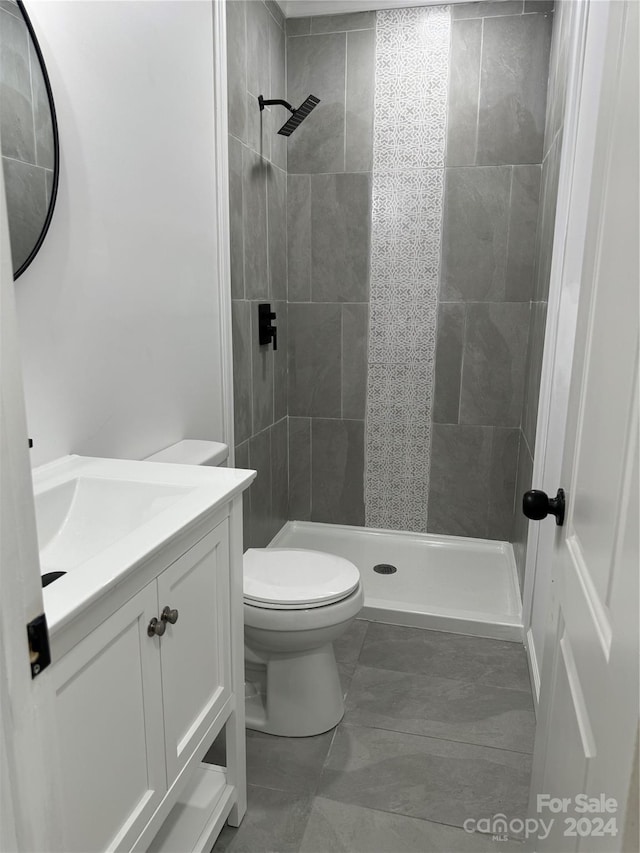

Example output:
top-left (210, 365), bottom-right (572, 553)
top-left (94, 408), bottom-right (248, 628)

top-left (16, 0), bottom-right (226, 467)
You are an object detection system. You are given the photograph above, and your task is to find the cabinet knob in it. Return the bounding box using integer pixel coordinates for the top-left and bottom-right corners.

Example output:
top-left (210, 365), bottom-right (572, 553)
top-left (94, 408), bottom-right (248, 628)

top-left (161, 606), bottom-right (179, 625)
top-left (147, 617), bottom-right (166, 637)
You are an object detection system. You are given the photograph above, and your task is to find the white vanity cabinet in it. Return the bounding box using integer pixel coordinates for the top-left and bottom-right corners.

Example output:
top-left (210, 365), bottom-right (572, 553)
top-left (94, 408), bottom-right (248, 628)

top-left (53, 582), bottom-right (166, 853)
top-left (51, 513), bottom-right (245, 853)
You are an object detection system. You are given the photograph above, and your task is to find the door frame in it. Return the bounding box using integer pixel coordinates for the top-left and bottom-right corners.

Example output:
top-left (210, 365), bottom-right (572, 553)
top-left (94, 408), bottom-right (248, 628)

top-left (211, 0), bottom-right (236, 466)
top-left (521, 0), bottom-right (611, 708)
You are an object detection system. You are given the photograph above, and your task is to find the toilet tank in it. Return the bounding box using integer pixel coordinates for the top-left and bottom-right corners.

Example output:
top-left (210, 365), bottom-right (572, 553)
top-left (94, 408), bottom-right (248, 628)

top-left (144, 439), bottom-right (229, 467)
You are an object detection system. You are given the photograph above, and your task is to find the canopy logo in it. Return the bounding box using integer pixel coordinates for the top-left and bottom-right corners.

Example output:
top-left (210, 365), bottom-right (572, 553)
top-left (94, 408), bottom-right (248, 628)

top-left (464, 796), bottom-right (619, 842)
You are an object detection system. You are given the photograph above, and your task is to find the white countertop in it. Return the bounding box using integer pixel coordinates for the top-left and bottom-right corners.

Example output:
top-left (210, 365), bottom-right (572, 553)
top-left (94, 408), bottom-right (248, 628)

top-left (33, 455), bottom-right (255, 634)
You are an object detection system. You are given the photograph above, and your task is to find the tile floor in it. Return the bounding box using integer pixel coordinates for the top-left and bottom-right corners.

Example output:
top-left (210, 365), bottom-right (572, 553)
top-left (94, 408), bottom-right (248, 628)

top-left (207, 620), bottom-right (535, 852)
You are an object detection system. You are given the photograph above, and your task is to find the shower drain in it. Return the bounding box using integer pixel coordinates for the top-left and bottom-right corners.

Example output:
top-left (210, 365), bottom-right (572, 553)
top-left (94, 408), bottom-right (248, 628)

top-left (373, 563), bottom-right (397, 575)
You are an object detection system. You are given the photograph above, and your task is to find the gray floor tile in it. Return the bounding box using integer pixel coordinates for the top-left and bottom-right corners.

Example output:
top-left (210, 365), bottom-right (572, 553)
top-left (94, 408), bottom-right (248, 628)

top-left (344, 665), bottom-right (535, 753)
top-left (245, 728), bottom-right (335, 794)
top-left (359, 623), bottom-right (531, 692)
top-left (212, 784), bottom-right (313, 852)
top-left (206, 727), bottom-right (335, 795)
top-left (299, 797), bottom-right (524, 852)
top-left (333, 618), bottom-right (369, 675)
top-left (318, 725), bottom-right (531, 831)
top-left (334, 618), bottom-right (369, 697)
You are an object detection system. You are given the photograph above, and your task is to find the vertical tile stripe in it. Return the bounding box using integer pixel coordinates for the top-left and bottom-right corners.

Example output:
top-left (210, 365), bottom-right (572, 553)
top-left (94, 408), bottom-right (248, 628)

top-left (365, 6), bottom-right (451, 532)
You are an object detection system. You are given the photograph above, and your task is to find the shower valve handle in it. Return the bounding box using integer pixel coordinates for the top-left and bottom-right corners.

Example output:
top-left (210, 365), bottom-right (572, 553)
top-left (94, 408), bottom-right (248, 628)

top-left (258, 303), bottom-right (278, 350)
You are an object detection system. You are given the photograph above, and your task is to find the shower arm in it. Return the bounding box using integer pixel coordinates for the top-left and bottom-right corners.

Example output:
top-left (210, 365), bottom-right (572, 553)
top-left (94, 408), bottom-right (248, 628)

top-left (258, 96), bottom-right (296, 115)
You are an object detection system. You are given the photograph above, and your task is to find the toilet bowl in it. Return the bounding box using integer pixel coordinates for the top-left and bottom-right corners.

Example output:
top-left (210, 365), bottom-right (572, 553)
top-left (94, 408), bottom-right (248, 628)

top-left (243, 548), bottom-right (363, 737)
top-left (144, 441), bottom-right (363, 738)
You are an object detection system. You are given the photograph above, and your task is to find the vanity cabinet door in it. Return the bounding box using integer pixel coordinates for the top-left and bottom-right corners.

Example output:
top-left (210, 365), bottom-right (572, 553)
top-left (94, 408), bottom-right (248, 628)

top-left (52, 583), bottom-right (166, 853)
top-left (157, 521), bottom-right (232, 783)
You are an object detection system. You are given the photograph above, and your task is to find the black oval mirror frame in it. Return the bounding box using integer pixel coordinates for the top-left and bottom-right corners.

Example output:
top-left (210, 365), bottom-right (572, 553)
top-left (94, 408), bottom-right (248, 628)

top-left (8, 1), bottom-right (60, 280)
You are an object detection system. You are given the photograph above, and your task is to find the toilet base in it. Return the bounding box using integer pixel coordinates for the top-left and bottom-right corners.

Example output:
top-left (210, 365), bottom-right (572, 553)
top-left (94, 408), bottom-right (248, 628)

top-left (244, 642), bottom-right (344, 737)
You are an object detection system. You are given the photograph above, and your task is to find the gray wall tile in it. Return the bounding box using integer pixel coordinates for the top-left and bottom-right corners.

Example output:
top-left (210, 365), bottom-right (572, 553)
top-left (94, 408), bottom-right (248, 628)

top-left (460, 302), bottom-right (530, 427)
top-left (524, 1), bottom-right (554, 14)
top-left (268, 165), bottom-right (287, 300)
top-left (310, 12), bottom-right (375, 33)
top-left (311, 173), bottom-right (371, 302)
top-left (286, 16), bottom-right (311, 36)
top-left (311, 418), bottom-right (364, 525)
top-left (345, 29), bottom-right (375, 172)
top-left (243, 146), bottom-right (269, 299)
top-left (521, 300), bottom-right (547, 450)
top-left (248, 427), bottom-right (273, 547)
top-left (533, 129), bottom-right (562, 302)
top-left (2, 157), bottom-right (46, 271)
top-left (232, 300), bottom-right (252, 445)
top-left (226, 0), bottom-right (247, 142)
top-left (287, 32), bottom-right (346, 174)
top-left (453, 2), bottom-right (524, 19)
top-left (543, 1), bottom-right (567, 153)
top-left (273, 300), bottom-right (288, 422)
top-left (487, 427), bottom-right (520, 540)
top-left (505, 165), bottom-right (542, 301)
top-left (446, 19), bottom-right (482, 167)
top-left (265, 0), bottom-right (284, 28)
top-left (477, 12), bottom-right (552, 165)
top-left (246, 0), bottom-right (271, 99)
top-left (442, 166), bottom-right (511, 301)
top-left (269, 14), bottom-right (287, 170)
top-left (251, 302), bottom-right (275, 433)
top-left (271, 416), bottom-right (289, 535)
top-left (29, 39), bottom-right (54, 170)
top-left (228, 135), bottom-right (244, 299)
top-left (0, 10), bottom-right (35, 163)
top-left (342, 304), bottom-right (368, 419)
top-left (235, 440), bottom-right (251, 551)
top-left (289, 416), bottom-right (311, 520)
top-left (428, 423), bottom-right (492, 538)
top-left (511, 431), bottom-right (534, 591)
top-left (246, 90), bottom-right (271, 161)
top-left (433, 302), bottom-right (465, 424)
top-left (288, 303), bottom-right (342, 417)
top-left (287, 174), bottom-right (311, 301)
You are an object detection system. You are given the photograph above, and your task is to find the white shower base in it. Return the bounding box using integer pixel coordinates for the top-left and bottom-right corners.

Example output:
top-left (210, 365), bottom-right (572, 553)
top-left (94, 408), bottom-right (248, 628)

top-left (270, 521), bottom-right (523, 642)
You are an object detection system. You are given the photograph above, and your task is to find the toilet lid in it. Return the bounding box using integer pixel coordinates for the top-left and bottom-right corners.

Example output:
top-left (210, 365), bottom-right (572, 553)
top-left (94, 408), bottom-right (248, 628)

top-left (243, 548), bottom-right (360, 609)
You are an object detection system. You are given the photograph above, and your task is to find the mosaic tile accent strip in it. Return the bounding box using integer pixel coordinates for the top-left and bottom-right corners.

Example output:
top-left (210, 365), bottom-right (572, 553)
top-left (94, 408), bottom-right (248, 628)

top-left (365, 6), bottom-right (451, 533)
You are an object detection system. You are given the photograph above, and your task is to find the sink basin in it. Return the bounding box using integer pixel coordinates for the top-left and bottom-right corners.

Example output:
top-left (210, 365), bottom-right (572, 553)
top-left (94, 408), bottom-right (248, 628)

top-left (37, 477), bottom-right (191, 573)
top-left (32, 455), bottom-right (255, 634)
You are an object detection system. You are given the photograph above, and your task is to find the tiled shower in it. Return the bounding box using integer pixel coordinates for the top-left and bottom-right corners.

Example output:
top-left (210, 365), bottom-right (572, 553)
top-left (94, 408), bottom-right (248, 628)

top-left (228, 0), bottom-right (563, 594)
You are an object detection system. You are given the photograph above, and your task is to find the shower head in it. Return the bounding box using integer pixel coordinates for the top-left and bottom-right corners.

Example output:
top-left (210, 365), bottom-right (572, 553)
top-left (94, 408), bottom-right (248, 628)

top-left (258, 94), bottom-right (321, 136)
top-left (277, 95), bottom-right (320, 136)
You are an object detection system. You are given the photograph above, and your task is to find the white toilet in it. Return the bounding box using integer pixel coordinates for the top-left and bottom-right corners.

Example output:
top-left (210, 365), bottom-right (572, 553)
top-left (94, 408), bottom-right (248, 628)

top-left (145, 440), bottom-right (364, 738)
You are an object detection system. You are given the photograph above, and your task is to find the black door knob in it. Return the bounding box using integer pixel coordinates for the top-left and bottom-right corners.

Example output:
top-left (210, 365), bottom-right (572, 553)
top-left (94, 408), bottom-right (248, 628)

top-left (522, 488), bottom-right (566, 526)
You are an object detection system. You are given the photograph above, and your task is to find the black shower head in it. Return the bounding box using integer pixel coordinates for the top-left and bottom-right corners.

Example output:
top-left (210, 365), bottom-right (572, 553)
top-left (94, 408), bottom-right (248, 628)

top-left (277, 95), bottom-right (320, 136)
top-left (258, 94), bottom-right (321, 137)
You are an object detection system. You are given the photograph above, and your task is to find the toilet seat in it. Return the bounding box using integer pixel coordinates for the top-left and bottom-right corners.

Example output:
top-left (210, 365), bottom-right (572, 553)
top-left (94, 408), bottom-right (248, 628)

top-left (243, 548), bottom-right (360, 610)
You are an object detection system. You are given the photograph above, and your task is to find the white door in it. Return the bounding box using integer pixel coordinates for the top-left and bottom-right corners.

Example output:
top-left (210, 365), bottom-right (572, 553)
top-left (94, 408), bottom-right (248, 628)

top-left (528, 2), bottom-right (639, 851)
top-left (0, 123), bottom-right (64, 848)
top-left (157, 522), bottom-right (231, 783)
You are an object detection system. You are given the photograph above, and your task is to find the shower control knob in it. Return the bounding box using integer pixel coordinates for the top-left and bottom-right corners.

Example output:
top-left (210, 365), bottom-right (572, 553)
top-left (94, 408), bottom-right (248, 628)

top-left (147, 617), bottom-right (166, 637)
top-left (161, 606), bottom-right (179, 625)
top-left (522, 488), bottom-right (566, 526)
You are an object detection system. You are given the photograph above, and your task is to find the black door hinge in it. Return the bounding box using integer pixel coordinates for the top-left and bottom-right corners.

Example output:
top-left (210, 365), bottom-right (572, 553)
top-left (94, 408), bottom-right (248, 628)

top-left (27, 613), bottom-right (51, 678)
